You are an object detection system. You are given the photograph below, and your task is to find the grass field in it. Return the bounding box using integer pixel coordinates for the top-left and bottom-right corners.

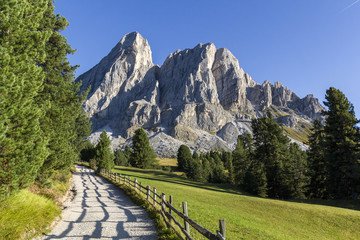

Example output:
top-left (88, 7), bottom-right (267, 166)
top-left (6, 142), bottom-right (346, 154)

top-left (157, 157), bottom-right (178, 167)
top-left (112, 166), bottom-right (360, 240)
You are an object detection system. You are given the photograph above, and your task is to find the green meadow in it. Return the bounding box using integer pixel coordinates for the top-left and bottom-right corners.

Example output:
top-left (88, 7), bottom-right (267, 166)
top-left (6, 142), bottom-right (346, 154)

top-left (112, 165), bottom-right (360, 240)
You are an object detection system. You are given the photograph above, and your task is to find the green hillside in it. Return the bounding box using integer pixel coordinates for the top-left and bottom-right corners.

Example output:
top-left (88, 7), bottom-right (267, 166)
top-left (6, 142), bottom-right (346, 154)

top-left (113, 166), bottom-right (360, 240)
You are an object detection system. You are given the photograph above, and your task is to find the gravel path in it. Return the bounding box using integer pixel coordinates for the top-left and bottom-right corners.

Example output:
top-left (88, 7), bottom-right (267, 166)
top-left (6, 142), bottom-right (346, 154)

top-left (43, 165), bottom-right (157, 240)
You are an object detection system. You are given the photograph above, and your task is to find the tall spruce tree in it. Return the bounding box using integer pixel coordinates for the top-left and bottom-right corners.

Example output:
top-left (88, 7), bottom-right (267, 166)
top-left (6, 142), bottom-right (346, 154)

top-left (251, 113), bottom-right (290, 198)
top-left (307, 119), bottom-right (328, 198)
top-left (131, 128), bottom-right (157, 169)
top-left (95, 130), bottom-right (114, 171)
top-left (283, 143), bottom-right (308, 199)
top-left (323, 87), bottom-right (360, 199)
top-left (35, 0), bottom-right (91, 185)
top-left (233, 134), bottom-right (253, 185)
top-left (0, 0), bottom-right (51, 197)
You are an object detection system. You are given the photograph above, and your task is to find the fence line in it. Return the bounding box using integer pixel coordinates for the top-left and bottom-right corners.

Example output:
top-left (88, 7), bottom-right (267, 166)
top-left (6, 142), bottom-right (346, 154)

top-left (99, 168), bottom-right (226, 240)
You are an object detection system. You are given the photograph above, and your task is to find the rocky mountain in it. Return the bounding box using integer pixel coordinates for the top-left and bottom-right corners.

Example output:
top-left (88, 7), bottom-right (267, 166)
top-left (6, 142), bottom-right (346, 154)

top-left (77, 32), bottom-right (324, 156)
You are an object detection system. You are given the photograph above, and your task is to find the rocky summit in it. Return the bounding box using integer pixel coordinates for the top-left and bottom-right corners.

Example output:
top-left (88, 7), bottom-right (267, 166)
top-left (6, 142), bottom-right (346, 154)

top-left (77, 32), bottom-right (324, 157)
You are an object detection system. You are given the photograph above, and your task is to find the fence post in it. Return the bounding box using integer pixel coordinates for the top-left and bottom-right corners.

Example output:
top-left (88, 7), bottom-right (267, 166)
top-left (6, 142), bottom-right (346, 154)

top-left (153, 187), bottom-right (157, 207)
top-left (161, 193), bottom-right (166, 213)
top-left (169, 195), bottom-right (173, 219)
top-left (183, 201), bottom-right (190, 237)
top-left (135, 178), bottom-right (138, 192)
top-left (128, 176), bottom-right (131, 187)
top-left (124, 175), bottom-right (126, 185)
top-left (115, 173), bottom-right (117, 182)
top-left (119, 174), bottom-right (122, 183)
top-left (147, 186), bottom-right (150, 201)
top-left (219, 219), bottom-right (225, 239)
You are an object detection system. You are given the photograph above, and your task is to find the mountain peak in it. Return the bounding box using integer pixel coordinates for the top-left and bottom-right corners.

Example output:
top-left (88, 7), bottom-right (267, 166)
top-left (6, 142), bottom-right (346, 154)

top-left (77, 32), bottom-right (324, 156)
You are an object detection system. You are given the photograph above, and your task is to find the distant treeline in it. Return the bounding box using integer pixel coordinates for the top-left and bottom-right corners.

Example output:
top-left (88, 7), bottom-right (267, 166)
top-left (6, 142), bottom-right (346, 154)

top-left (0, 0), bottom-right (91, 199)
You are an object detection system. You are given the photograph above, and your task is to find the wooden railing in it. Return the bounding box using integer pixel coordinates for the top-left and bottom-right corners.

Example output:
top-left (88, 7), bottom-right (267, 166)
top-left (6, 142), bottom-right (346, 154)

top-left (100, 168), bottom-right (226, 240)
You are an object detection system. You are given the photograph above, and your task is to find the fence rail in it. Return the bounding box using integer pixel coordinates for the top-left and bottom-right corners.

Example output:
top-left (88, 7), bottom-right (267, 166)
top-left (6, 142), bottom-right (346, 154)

top-left (100, 168), bottom-right (226, 240)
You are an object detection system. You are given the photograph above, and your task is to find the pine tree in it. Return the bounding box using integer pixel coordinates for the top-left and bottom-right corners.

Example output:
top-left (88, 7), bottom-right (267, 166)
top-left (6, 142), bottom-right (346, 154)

top-left (131, 128), bottom-right (157, 169)
top-left (95, 130), bottom-right (114, 171)
top-left (323, 87), bottom-right (360, 199)
top-left (251, 113), bottom-right (290, 198)
top-left (233, 134), bottom-right (252, 185)
top-left (114, 149), bottom-right (128, 166)
top-left (0, 0), bottom-right (51, 197)
top-left (187, 152), bottom-right (202, 181)
top-left (307, 119), bottom-right (328, 198)
top-left (177, 145), bottom-right (192, 172)
top-left (283, 143), bottom-right (308, 199)
top-left (244, 161), bottom-right (267, 197)
top-left (124, 146), bottom-right (132, 163)
top-left (35, 0), bottom-right (91, 185)
top-left (222, 152), bottom-right (235, 184)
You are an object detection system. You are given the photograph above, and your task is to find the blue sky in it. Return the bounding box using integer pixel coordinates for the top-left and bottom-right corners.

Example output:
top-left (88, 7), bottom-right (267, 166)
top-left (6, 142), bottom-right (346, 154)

top-left (54, 0), bottom-right (360, 117)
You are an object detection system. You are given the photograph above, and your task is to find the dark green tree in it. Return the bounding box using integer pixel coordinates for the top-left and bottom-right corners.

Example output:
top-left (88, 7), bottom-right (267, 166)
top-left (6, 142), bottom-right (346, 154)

top-left (187, 152), bottom-right (202, 181)
top-left (233, 134), bottom-right (253, 185)
top-left (307, 119), bottom-right (328, 198)
top-left (251, 113), bottom-right (290, 198)
top-left (124, 146), bottom-right (132, 162)
top-left (177, 145), bottom-right (192, 172)
top-left (244, 161), bottom-right (268, 197)
top-left (201, 158), bottom-right (212, 182)
top-left (80, 140), bottom-right (96, 162)
top-left (35, 0), bottom-right (91, 185)
top-left (0, 0), bottom-right (51, 197)
top-left (222, 152), bottom-right (235, 184)
top-left (114, 149), bottom-right (128, 166)
top-left (131, 128), bottom-right (157, 169)
top-left (283, 143), bottom-right (308, 199)
top-left (323, 87), bottom-right (360, 199)
top-left (95, 130), bottom-right (114, 171)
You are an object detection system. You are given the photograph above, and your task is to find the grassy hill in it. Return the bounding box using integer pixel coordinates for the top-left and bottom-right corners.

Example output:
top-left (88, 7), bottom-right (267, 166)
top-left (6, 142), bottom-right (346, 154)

top-left (113, 165), bottom-right (360, 240)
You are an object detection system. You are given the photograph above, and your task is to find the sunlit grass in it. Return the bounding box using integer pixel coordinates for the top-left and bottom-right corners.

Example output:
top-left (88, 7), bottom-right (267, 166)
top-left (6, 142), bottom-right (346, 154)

top-left (113, 166), bottom-right (360, 240)
top-left (0, 190), bottom-right (61, 240)
top-left (157, 158), bottom-right (178, 167)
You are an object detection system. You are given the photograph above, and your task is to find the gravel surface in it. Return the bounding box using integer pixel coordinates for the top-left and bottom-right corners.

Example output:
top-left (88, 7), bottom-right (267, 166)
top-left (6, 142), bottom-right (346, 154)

top-left (43, 165), bottom-right (157, 240)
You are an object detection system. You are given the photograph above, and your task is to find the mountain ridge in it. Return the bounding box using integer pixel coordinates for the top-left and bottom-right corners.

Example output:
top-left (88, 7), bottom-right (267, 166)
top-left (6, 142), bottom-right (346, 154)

top-left (76, 32), bottom-right (324, 156)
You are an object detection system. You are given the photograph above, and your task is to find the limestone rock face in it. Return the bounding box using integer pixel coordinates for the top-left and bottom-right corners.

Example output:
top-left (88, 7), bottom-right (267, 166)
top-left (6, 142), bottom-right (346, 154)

top-left (77, 32), bottom-right (325, 156)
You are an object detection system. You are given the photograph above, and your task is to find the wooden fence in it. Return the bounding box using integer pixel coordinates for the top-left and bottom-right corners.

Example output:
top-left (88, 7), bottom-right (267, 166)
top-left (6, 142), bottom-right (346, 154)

top-left (100, 168), bottom-right (226, 240)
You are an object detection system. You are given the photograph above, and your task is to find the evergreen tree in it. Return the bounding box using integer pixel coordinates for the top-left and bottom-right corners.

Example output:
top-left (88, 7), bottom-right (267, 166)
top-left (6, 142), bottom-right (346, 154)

top-left (283, 143), bottom-right (308, 199)
top-left (222, 152), bottom-right (235, 184)
top-left (251, 113), bottom-right (290, 198)
top-left (80, 140), bottom-right (96, 162)
top-left (177, 145), bottom-right (192, 172)
top-left (0, 0), bottom-right (51, 197)
top-left (201, 157), bottom-right (212, 182)
top-left (124, 145), bottom-right (132, 163)
top-left (233, 134), bottom-right (252, 185)
top-left (323, 87), bottom-right (360, 199)
top-left (131, 128), bottom-right (157, 169)
top-left (187, 152), bottom-right (202, 181)
top-left (114, 149), bottom-right (128, 166)
top-left (307, 119), bottom-right (328, 198)
top-left (95, 131), bottom-right (114, 171)
top-left (35, 0), bottom-right (91, 185)
top-left (244, 161), bottom-right (267, 197)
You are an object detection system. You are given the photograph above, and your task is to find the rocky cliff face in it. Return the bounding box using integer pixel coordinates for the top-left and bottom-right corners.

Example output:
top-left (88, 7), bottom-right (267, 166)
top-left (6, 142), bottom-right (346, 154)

top-left (77, 32), bottom-right (325, 156)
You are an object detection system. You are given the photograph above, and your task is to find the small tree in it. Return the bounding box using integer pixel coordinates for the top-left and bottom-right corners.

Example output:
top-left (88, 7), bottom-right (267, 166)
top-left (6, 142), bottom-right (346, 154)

top-left (131, 128), bottom-right (157, 169)
top-left (95, 130), bottom-right (114, 171)
top-left (177, 145), bottom-right (192, 172)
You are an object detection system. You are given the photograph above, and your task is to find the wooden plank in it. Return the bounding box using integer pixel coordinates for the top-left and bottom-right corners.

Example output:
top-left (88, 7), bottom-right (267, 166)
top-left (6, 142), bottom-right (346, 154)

top-left (147, 186), bottom-right (150, 201)
top-left (183, 201), bottom-right (190, 238)
top-left (219, 219), bottom-right (225, 239)
top-left (153, 187), bottom-right (157, 207)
